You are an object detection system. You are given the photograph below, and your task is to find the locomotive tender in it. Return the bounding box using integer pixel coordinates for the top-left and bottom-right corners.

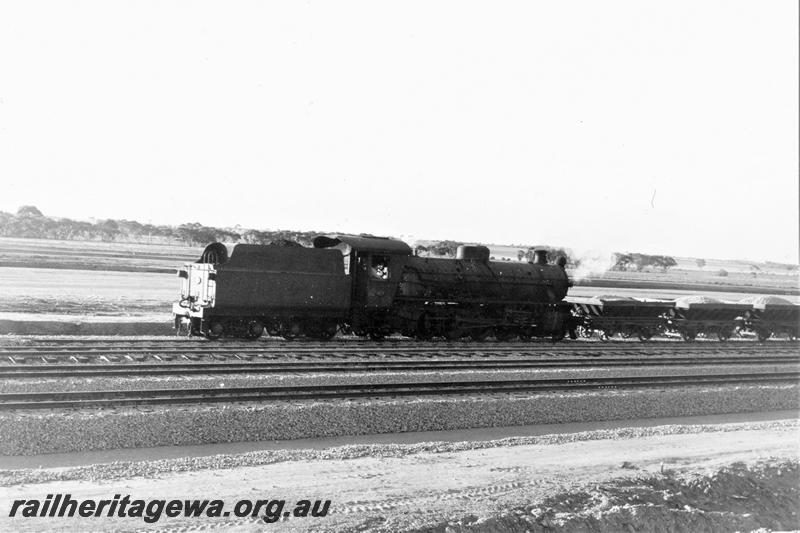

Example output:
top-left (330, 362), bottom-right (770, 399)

top-left (173, 235), bottom-right (572, 340)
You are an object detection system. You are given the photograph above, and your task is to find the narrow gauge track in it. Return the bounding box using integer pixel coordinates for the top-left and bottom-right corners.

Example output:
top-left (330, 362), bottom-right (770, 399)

top-left (1, 342), bottom-right (793, 365)
top-left (1, 356), bottom-right (797, 378)
top-left (2, 372), bottom-right (797, 410)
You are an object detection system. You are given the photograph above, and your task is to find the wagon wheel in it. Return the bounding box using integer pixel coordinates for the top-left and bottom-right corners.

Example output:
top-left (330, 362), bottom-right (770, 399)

top-left (620, 327), bottom-right (635, 339)
top-left (282, 320), bottom-right (302, 341)
top-left (756, 328), bottom-right (771, 342)
top-left (717, 325), bottom-right (734, 342)
top-left (551, 330), bottom-right (566, 343)
top-left (637, 328), bottom-right (654, 342)
top-left (309, 322), bottom-right (338, 341)
top-left (205, 321), bottom-right (224, 340)
top-left (243, 319), bottom-right (264, 340)
top-left (680, 328), bottom-right (697, 342)
top-left (368, 330), bottom-right (386, 341)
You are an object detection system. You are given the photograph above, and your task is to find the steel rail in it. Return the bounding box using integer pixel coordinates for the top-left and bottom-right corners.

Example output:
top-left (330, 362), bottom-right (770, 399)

top-left (0, 342), bottom-right (791, 357)
top-left (1, 356), bottom-right (797, 378)
top-left (2, 372), bottom-right (797, 410)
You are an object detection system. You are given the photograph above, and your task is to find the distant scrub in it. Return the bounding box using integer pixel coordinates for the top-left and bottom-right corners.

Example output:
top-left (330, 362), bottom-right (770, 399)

top-left (0, 207), bottom-right (320, 246)
top-left (3, 206), bottom-right (793, 275)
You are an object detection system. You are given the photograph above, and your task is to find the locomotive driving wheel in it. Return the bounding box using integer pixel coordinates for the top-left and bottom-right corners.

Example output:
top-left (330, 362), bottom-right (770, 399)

top-left (599, 328), bottom-right (616, 342)
top-left (518, 326), bottom-right (534, 342)
top-left (444, 318), bottom-right (465, 341)
top-left (494, 327), bottom-right (516, 342)
top-left (469, 327), bottom-right (491, 342)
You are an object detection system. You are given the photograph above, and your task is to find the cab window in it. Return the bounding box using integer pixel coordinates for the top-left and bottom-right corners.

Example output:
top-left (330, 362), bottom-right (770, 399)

top-left (370, 255), bottom-right (389, 280)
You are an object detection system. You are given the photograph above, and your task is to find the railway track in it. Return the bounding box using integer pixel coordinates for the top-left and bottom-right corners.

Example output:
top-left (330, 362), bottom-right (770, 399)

top-left (1, 355), bottom-right (797, 378)
top-left (2, 371), bottom-right (796, 410)
top-left (1, 340), bottom-right (794, 364)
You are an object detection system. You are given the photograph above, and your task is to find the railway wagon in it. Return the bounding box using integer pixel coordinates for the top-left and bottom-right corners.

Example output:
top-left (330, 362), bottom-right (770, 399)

top-left (738, 296), bottom-right (800, 341)
top-left (568, 295), bottom-right (674, 341)
top-left (665, 296), bottom-right (751, 341)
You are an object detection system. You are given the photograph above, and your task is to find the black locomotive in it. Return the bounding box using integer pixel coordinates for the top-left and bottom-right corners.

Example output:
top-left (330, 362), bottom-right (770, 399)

top-left (173, 235), bottom-right (572, 340)
top-left (173, 235), bottom-right (798, 342)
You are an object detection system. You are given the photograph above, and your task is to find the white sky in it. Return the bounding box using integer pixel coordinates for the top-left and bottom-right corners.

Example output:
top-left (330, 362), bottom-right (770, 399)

top-left (0, 1), bottom-right (797, 262)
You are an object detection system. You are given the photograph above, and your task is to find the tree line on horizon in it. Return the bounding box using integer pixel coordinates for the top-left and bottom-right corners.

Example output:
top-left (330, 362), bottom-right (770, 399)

top-left (3, 206), bottom-right (793, 272)
top-left (0, 206), bottom-right (318, 247)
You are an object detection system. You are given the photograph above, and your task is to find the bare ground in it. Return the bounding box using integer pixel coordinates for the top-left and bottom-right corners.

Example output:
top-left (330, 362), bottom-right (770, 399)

top-left (0, 418), bottom-right (796, 532)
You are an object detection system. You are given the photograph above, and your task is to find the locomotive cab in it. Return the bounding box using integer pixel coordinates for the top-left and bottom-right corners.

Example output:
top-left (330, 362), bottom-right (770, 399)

top-left (313, 235), bottom-right (413, 337)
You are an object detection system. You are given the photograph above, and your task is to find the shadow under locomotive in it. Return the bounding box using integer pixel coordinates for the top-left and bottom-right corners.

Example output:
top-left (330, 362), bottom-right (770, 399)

top-left (173, 235), bottom-right (572, 341)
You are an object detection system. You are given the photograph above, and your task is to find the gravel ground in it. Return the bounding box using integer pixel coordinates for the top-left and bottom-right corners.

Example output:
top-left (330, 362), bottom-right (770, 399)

top-left (0, 384), bottom-right (795, 455)
top-left (1, 418), bottom-right (795, 486)
top-left (424, 458), bottom-right (799, 533)
top-left (1, 364), bottom-right (796, 393)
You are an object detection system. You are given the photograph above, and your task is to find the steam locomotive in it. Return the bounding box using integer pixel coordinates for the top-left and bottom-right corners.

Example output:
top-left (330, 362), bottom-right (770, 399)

top-left (172, 235), bottom-right (798, 341)
top-left (173, 235), bottom-right (572, 340)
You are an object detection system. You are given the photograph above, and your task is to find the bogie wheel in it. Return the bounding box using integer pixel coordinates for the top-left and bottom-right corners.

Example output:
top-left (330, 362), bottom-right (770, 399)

top-left (307, 322), bottom-right (338, 341)
top-left (318, 324), bottom-right (339, 341)
top-left (244, 320), bottom-right (264, 340)
top-left (680, 329), bottom-right (697, 342)
top-left (756, 329), bottom-right (771, 342)
top-left (205, 321), bottom-right (224, 340)
top-left (637, 328), bottom-right (654, 342)
top-left (717, 326), bottom-right (733, 342)
top-left (282, 320), bottom-right (302, 341)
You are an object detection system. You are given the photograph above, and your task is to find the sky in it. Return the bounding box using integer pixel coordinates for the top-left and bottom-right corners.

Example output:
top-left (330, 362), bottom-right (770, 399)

top-left (0, 1), bottom-right (797, 263)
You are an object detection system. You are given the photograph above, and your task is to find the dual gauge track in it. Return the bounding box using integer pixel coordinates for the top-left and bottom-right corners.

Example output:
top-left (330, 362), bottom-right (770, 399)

top-left (0, 339), bottom-right (797, 410)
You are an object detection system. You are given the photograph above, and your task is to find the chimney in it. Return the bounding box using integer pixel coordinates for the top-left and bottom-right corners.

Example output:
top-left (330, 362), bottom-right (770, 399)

top-left (533, 249), bottom-right (548, 265)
